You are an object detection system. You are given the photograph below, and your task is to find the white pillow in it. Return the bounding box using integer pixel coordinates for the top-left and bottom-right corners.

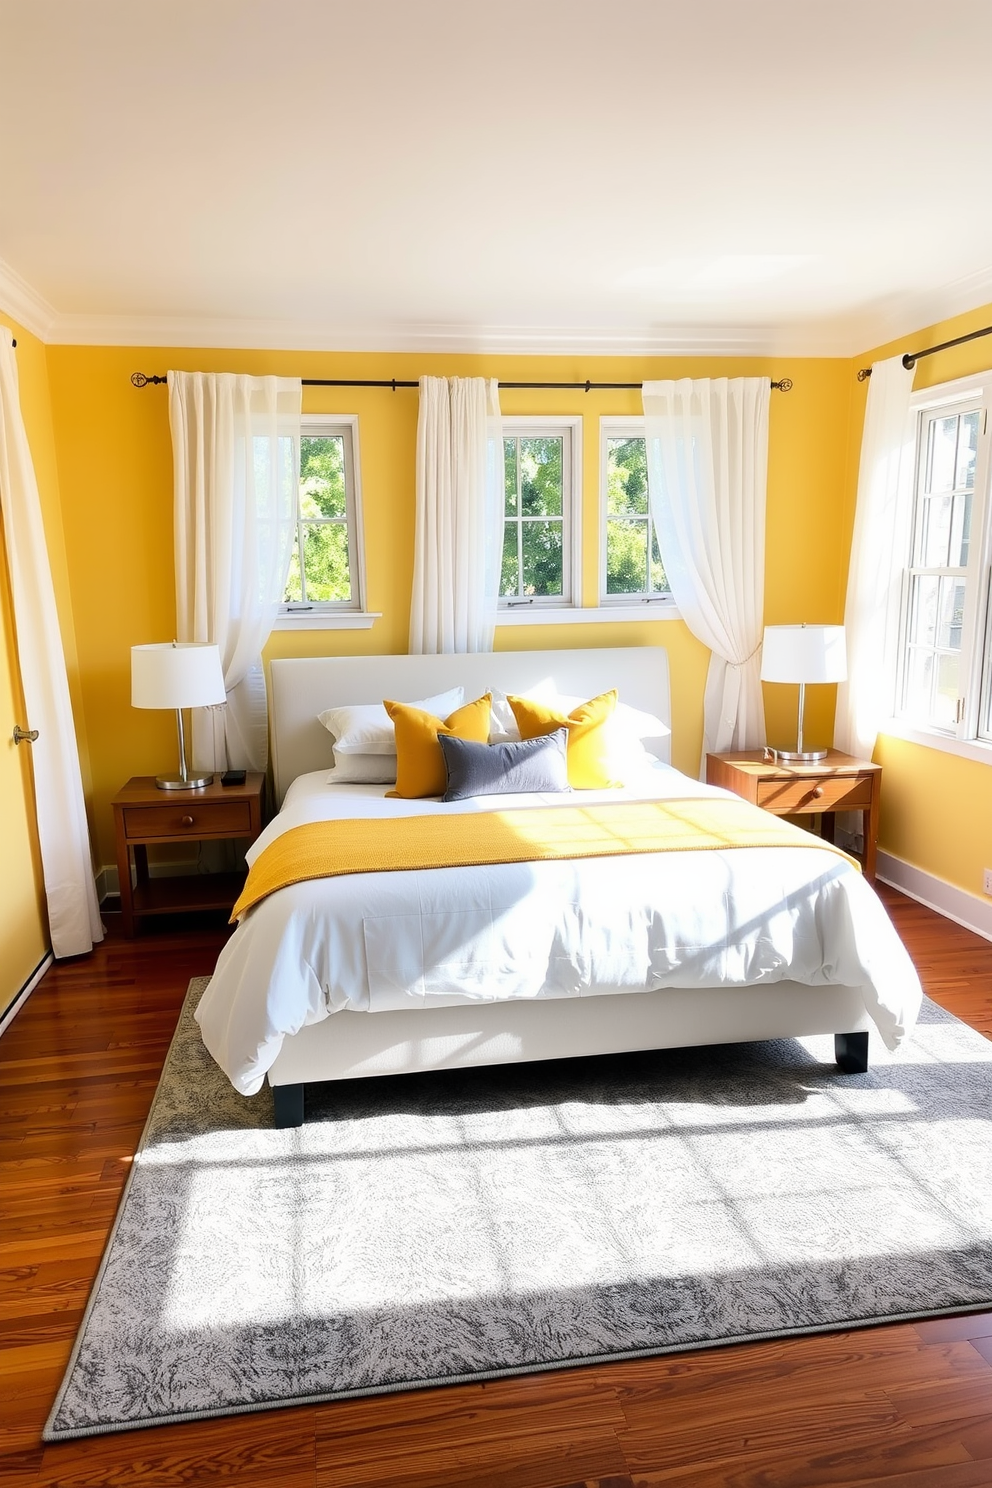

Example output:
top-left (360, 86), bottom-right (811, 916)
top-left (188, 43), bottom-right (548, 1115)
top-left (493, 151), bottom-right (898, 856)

top-left (488, 687), bottom-right (670, 750)
top-left (327, 752), bottom-right (398, 784)
top-left (317, 687), bottom-right (465, 755)
top-left (488, 683), bottom-right (556, 742)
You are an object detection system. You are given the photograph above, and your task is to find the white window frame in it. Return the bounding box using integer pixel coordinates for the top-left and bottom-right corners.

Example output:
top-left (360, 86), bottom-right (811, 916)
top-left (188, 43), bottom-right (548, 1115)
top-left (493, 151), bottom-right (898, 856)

top-left (498, 416), bottom-right (582, 612)
top-left (274, 414), bottom-right (378, 631)
top-left (599, 417), bottom-right (677, 612)
top-left (885, 372), bottom-right (992, 764)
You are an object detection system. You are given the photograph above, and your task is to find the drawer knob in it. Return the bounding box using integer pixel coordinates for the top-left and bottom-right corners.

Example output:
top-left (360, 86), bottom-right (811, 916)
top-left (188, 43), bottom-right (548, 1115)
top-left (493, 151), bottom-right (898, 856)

top-left (180, 815), bottom-right (194, 827)
top-left (810, 786), bottom-right (824, 799)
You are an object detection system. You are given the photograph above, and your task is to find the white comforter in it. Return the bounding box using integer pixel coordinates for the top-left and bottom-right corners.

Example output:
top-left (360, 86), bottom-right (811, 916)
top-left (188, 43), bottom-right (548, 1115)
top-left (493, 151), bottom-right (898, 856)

top-left (196, 765), bottom-right (923, 1095)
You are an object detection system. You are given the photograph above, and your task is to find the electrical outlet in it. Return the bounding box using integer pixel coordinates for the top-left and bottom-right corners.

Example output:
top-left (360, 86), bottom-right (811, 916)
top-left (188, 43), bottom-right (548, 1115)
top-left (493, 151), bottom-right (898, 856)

top-left (984, 869), bottom-right (992, 897)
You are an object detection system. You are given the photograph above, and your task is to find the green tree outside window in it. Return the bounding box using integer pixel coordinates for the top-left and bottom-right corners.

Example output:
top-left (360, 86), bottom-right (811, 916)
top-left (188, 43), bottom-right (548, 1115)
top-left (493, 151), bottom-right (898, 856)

top-left (284, 434), bottom-right (352, 603)
top-left (501, 436), bottom-right (565, 599)
top-left (605, 437), bottom-right (669, 596)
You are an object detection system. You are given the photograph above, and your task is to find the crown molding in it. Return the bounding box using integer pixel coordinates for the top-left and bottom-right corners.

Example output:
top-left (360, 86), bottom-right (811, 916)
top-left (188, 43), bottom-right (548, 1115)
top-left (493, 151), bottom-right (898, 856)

top-left (844, 263), bottom-right (992, 361)
top-left (42, 312), bottom-right (858, 359)
top-left (6, 262), bottom-right (992, 362)
top-left (0, 257), bottom-right (58, 342)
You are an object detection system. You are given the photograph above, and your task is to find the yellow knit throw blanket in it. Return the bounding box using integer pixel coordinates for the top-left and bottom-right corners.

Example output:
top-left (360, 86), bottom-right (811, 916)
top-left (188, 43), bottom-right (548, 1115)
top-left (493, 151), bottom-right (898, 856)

top-left (231, 797), bottom-right (859, 921)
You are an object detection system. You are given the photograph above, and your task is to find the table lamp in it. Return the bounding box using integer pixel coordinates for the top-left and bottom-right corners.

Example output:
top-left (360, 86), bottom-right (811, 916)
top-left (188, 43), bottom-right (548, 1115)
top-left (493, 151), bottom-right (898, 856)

top-left (760, 624), bottom-right (847, 762)
top-left (131, 642), bottom-right (227, 789)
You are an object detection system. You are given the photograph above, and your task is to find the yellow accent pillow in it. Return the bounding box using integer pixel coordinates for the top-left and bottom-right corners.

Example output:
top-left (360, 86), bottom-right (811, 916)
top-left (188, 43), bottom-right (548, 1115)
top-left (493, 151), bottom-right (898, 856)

top-left (385, 694), bottom-right (492, 798)
top-left (508, 689), bottom-right (620, 789)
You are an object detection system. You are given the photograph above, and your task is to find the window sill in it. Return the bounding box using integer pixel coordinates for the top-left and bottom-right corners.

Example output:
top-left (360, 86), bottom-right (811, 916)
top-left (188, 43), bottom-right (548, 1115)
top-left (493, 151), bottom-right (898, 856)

top-left (496, 604), bottom-right (681, 627)
top-left (273, 610), bottom-right (382, 631)
top-left (880, 717), bottom-right (992, 767)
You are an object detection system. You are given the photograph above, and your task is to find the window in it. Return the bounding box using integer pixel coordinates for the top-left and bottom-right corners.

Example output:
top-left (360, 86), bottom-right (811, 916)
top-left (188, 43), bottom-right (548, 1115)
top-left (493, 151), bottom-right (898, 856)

top-left (599, 420), bottom-right (673, 606)
top-left (280, 415), bottom-right (365, 620)
top-left (499, 419), bottom-right (580, 608)
top-left (894, 376), bottom-right (992, 754)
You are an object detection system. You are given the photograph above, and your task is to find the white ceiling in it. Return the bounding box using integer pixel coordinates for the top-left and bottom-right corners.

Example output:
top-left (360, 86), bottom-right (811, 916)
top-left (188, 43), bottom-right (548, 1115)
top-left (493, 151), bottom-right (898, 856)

top-left (3, 0), bottom-right (992, 356)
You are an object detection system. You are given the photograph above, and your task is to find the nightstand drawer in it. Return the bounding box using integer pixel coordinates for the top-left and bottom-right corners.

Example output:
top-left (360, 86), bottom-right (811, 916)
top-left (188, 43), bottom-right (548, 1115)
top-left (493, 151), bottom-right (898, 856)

top-left (121, 800), bottom-right (254, 840)
top-left (756, 774), bottom-right (873, 815)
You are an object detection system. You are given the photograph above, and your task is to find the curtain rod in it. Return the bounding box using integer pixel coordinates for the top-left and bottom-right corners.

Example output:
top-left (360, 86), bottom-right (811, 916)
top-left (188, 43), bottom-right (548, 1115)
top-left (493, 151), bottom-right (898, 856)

top-left (857, 321), bottom-right (992, 381)
top-left (130, 372), bottom-right (793, 392)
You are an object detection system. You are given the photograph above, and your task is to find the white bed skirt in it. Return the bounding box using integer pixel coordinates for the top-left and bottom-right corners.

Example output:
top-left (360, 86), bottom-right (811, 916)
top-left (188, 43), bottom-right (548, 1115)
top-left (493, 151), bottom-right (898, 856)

top-left (265, 981), bottom-right (871, 1087)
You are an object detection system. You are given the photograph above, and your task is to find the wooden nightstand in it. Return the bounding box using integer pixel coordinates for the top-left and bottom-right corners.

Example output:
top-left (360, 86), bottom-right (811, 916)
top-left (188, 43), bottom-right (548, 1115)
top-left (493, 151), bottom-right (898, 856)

top-left (112, 773), bottom-right (265, 935)
top-left (705, 749), bottom-right (881, 884)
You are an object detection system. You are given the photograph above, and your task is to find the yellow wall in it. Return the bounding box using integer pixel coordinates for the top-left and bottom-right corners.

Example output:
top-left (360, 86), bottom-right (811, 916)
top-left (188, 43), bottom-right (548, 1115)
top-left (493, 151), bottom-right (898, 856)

top-left (0, 318), bottom-right (83, 1000)
top-left (851, 299), bottom-right (992, 900)
top-left (10, 308), bottom-right (991, 920)
top-left (43, 346), bottom-right (853, 866)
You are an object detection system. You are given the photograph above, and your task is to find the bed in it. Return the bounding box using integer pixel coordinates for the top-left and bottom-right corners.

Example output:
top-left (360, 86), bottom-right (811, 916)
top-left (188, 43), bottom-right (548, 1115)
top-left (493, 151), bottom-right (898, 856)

top-left (195, 647), bottom-right (923, 1127)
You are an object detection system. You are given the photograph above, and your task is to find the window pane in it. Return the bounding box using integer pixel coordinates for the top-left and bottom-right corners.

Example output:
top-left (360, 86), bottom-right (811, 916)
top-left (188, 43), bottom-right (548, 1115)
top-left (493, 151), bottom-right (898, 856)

top-left (908, 574), bottom-right (940, 647)
top-left (934, 651), bottom-right (960, 728)
top-left (500, 523), bottom-right (519, 597)
top-left (936, 576), bottom-right (966, 651)
top-left (607, 438), bottom-right (649, 516)
top-left (957, 410), bottom-right (979, 491)
top-left (926, 414), bottom-right (959, 494)
top-left (919, 494), bottom-right (953, 567)
top-left (521, 521), bottom-right (563, 596)
top-left (504, 438), bottom-right (518, 517)
top-left (650, 529), bottom-right (669, 593)
top-left (606, 517), bottom-right (649, 594)
top-left (951, 491), bottom-right (973, 567)
top-left (302, 522), bottom-right (351, 602)
top-left (903, 647), bottom-right (933, 718)
top-left (519, 438), bottom-right (562, 517)
top-left (300, 436), bottom-right (346, 519)
top-left (284, 545), bottom-right (303, 602)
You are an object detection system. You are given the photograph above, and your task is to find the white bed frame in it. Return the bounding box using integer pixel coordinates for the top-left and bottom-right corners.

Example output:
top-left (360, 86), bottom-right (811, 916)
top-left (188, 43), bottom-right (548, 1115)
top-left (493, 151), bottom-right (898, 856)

top-left (264, 647), bottom-right (870, 1126)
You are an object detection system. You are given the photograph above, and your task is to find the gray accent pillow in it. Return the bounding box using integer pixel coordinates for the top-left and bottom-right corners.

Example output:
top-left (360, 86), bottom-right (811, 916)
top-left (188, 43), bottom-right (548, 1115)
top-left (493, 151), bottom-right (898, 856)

top-left (439, 729), bottom-right (571, 802)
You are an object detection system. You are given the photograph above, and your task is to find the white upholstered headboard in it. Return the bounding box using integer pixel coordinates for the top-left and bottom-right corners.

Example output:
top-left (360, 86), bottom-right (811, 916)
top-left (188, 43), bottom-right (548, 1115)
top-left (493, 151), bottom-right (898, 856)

top-left (268, 647), bottom-right (671, 806)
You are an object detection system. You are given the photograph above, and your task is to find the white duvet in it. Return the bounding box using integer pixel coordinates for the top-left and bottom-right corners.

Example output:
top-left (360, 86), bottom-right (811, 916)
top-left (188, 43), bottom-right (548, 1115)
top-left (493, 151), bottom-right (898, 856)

top-left (195, 764), bottom-right (924, 1096)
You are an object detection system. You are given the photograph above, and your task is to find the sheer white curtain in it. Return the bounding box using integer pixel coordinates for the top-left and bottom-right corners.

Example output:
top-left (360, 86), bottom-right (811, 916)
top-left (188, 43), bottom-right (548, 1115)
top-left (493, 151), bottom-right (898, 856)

top-left (169, 372), bottom-right (301, 772)
top-left (410, 376), bottom-right (504, 653)
top-left (643, 377), bottom-right (770, 767)
top-left (834, 355), bottom-right (915, 762)
top-left (0, 329), bottom-right (102, 956)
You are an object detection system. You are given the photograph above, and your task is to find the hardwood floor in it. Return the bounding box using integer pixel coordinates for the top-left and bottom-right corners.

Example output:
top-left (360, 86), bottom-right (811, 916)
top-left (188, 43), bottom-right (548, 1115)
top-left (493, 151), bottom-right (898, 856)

top-left (3, 888), bottom-right (992, 1487)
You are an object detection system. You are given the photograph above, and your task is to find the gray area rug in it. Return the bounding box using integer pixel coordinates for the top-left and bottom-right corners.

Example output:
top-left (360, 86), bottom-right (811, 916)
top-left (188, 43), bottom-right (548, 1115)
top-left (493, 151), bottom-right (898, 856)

top-left (46, 979), bottom-right (992, 1438)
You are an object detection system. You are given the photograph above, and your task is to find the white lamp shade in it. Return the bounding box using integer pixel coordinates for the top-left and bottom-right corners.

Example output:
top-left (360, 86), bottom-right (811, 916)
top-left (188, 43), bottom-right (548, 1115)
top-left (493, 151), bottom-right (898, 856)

top-left (760, 625), bottom-right (847, 685)
top-left (131, 643), bottom-right (227, 710)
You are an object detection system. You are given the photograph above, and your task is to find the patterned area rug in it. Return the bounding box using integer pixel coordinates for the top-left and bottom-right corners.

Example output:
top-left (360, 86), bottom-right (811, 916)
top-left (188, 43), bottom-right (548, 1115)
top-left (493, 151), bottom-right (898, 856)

top-left (45, 979), bottom-right (992, 1439)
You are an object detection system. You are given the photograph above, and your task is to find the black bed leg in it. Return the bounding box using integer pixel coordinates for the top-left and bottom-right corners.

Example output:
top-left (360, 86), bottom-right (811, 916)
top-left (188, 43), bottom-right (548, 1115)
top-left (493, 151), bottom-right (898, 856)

top-left (273, 1081), bottom-right (305, 1128)
top-left (834, 1031), bottom-right (869, 1074)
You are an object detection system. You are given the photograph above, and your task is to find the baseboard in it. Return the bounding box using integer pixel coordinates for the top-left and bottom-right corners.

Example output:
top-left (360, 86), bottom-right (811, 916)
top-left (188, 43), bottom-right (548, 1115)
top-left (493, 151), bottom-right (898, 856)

top-left (877, 851), bottom-right (992, 944)
top-left (0, 952), bottom-right (54, 1038)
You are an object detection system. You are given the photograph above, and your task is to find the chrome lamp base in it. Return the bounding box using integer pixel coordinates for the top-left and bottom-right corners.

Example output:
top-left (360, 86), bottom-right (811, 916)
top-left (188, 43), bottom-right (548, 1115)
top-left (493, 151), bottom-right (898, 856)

top-left (764, 746), bottom-right (828, 764)
top-left (764, 681), bottom-right (828, 764)
top-left (154, 707), bottom-right (213, 790)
